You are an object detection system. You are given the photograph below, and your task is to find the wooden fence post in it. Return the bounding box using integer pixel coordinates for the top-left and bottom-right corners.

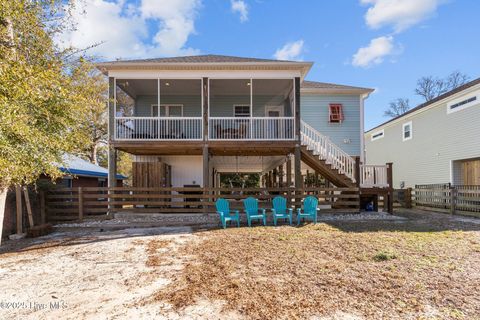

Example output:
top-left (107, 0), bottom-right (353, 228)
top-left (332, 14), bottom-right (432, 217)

top-left (405, 188), bottom-right (412, 209)
top-left (40, 190), bottom-right (46, 224)
top-left (78, 187), bottom-right (84, 221)
top-left (449, 186), bottom-right (456, 215)
top-left (23, 187), bottom-right (34, 228)
top-left (15, 186), bottom-right (23, 234)
top-left (386, 162), bottom-right (394, 214)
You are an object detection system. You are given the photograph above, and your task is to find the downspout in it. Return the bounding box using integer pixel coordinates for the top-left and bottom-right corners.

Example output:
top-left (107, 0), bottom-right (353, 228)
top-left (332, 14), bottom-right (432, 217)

top-left (360, 92), bottom-right (370, 164)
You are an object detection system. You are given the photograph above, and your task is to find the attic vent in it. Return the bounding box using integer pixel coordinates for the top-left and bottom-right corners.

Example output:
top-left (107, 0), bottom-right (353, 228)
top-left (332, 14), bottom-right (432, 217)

top-left (450, 96), bottom-right (476, 110)
top-left (371, 129), bottom-right (384, 141)
top-left (447, 95), bottom-right (478, 114)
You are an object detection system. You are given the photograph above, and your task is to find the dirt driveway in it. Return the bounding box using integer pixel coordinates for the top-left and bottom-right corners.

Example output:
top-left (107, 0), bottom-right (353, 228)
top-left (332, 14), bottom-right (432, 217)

top-left (0, 209), bottom-right (479, 319)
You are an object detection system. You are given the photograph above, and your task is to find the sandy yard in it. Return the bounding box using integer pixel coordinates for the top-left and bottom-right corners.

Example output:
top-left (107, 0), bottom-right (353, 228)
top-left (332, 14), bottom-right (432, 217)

top-left (0, 209), bottom-right (479, 319)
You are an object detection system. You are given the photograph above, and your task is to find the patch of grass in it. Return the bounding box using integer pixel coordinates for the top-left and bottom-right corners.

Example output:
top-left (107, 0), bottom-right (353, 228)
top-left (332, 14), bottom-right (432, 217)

top-left (373, 251), bottom-right (397, 262)
top-left (151, 220), bottom-right (480, 319)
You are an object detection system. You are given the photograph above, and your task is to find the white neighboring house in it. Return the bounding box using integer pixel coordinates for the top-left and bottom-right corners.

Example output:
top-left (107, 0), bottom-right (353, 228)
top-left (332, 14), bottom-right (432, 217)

top-left (365, 77), bottom-right (480, 188)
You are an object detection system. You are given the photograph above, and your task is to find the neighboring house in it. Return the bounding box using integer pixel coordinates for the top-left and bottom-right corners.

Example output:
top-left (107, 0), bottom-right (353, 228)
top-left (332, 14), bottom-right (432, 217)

top-left (365, 77), bottom-right (480, 188)
top-left (43, 155), bottom-right (126, 188)
top-left (97, 54), bottom-right (387, 190)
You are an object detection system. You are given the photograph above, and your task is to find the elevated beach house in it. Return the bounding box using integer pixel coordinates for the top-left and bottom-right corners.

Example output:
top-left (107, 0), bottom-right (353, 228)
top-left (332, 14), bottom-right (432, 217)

top-left (97, 55), bottom-right (389, 193)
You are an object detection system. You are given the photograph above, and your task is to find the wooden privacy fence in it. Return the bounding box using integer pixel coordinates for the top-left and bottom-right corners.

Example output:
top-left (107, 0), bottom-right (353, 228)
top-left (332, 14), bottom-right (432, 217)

top-left (44, 187), bottom-right (361, 221)
top-left (413, 184), bottom-right (480, 216)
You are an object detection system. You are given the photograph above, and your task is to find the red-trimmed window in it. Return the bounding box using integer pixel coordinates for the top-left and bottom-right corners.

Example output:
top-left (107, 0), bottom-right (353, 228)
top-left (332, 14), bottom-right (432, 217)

top-left (329, 104), bottom-right (344, 123)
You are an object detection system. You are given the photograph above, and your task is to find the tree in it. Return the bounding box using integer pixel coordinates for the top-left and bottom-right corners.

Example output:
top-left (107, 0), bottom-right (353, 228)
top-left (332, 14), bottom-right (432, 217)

top-left (384, 98), bottom-right (410, 118)
top-left (220, 173), bottom-right (260, 189)
top-left (415, 71), bottom-right (470, 102)
top-left (70, 59), bottom-right (109, 164)
top-left (0, 1), bottom-right (91, 240)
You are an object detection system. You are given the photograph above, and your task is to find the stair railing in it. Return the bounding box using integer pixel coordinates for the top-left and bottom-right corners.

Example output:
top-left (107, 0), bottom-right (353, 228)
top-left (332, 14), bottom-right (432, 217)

top-left (300, 120), bottom-right (356, 183)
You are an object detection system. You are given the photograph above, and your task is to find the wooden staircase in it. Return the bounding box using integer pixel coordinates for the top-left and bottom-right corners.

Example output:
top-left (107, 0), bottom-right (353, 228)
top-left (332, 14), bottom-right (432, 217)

top-left (300, 121), bottom-right (357, 188)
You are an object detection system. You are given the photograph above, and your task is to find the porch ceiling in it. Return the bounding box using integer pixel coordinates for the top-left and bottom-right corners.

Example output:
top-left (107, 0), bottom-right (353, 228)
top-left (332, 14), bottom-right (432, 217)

top-left (113, 141), bottom-right (296, 156)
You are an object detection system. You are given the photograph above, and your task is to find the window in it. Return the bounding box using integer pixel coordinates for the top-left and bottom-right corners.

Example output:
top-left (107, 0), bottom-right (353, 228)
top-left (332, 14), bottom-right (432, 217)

top-left (371, 129), bottom-right (384, 141)
top-left (234, 105), bottom-right (250, 117)
top-left (402, 121), bottom-right (412, 141)
top-left (329, 104), bottom-right (344, 123)
top-left (152, 105), bottom-right (183, 117)
top-left (58, 177), bottom-right (72, 188)
top-left (447, 95), bottom-right (478, 114)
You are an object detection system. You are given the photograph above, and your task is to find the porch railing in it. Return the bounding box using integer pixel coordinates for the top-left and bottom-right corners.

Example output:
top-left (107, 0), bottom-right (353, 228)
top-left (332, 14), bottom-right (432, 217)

top-left (359, 165), bottom-right (389, 188)
top-left (209, 117), bottom-right (295, 140)
top-left (115, 117), bottom-right (203, 140)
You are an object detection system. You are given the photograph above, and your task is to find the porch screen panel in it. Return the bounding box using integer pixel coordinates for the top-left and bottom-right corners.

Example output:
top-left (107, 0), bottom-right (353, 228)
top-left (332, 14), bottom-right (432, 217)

top-left (209, 79), bottom-right (251, 139)
top-left (159, 79), bottom-right (202, 139)
top-left (115, 79), bottom-right (158, 140)
top-left (252, 79), bottom-right (294, 140)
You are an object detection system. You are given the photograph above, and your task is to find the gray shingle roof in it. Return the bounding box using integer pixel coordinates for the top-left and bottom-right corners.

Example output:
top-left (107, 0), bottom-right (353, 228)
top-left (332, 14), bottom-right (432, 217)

top-left (102, 54), bottom-right (304, 64)
top-left (301, 80), bottom-right (373, 92)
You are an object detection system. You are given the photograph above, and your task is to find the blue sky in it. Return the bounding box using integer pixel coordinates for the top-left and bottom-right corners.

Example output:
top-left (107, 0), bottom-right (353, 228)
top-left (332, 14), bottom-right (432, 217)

top-left (60, 0), bottom-right (480, 130)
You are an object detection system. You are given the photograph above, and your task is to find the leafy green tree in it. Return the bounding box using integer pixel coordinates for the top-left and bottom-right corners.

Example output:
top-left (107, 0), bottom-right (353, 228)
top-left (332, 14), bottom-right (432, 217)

top-left (220, 173), bottom-right (260, 188)
top-left (0, 0), bottom-right (92, 239)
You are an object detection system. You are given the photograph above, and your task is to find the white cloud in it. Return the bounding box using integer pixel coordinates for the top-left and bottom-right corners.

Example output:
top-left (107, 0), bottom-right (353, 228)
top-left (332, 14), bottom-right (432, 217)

top-left (56, 0), bottom-right (201, 60)
top-left (231, 0), bottom-right (248, 22)
top-left (273, 40), bottom-right (304, 61)
top-left (361, 0), bottom-right (442, 32)
top-left (352, 36), bottom-right (394, 68)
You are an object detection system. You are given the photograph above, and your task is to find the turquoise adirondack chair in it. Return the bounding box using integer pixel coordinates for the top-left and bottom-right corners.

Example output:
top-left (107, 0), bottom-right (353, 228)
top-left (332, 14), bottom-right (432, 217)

top-left (297, 196), bottom-right (318, 225)
top-left (215, 198), bottom-right (240, 229)
top-left (243, 197), bottom-right (267, 227)
top-left (271, 196), bottom-right (293, 226)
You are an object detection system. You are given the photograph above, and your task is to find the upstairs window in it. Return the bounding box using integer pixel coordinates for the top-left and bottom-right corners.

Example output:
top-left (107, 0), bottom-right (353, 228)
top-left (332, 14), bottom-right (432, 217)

top-left (234, 105), bottom-right (250, 117)
top-left (447, 95), bottom-right (478, 114)
top-left (402, 121), bottom-right (412, 141)
top-left (329, 104), bottom-right (344, 123)
top-left (371, 129), bottom-right (384, 141)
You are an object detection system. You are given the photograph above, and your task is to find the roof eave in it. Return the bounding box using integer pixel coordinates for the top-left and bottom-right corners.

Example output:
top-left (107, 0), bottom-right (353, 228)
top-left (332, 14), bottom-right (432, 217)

top-left (365, 80), bottom-right (480, 134)
top-left (96, 61), bottom-right (314, 78)
top-left (300, 87), bottom-right (374, 95)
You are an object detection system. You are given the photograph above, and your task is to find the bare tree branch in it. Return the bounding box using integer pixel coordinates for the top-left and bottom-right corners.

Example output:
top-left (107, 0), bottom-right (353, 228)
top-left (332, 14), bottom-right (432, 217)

top-left (384, 98), bottom-right (410, 118)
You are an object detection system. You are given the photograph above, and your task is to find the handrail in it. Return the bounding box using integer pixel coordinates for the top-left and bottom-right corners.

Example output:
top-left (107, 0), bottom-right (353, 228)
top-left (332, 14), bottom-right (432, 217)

top-left (300, 120), bottom-right (356, 182)
top-left (359, 164), bottom-right (389, 188)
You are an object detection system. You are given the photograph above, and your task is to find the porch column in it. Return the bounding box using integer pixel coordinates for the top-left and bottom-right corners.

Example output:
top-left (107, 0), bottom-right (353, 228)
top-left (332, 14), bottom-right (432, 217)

top-left (294, 77), bottom-right (302, 189)
top-left (107, 77), bottom-right (117, 216)
top-left (203, 145), bottom-right (210, 188)
top-left (278, 164), bottom-right (284, 187)
top-left (286, 157), bottom-right (292, 187)
top-left (272, 168), bottom-right (278, 188)
top-left (203, 77), bottom-right (209, 141)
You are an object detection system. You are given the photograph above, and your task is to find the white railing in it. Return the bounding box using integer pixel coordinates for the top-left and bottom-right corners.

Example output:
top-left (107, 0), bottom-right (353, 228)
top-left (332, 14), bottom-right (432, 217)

top-left (115, 117), bottom-right (203, 140)
top-left (359, 165), bottom-right (389, 188)
top-left (209, 117), bottom-right (295, 140)
top-left (300, 120), bottom-right (356, 183)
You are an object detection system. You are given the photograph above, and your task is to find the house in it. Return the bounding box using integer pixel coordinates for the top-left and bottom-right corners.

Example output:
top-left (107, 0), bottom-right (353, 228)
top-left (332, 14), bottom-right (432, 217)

top-left (365, 77), bottom-right (480, 188)
top-left (96, 54), bottom-right (388, 192)
top-left (44, 154), bottom-right (126, 188)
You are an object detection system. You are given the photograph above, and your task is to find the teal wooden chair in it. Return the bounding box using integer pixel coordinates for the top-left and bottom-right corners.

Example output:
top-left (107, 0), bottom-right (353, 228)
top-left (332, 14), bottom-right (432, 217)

top-left (215, 198), bottom-right (240, 229)
top-left (271, 196), bottom-right (293, 226)
top-left (297, 196), bottom-right (318, 225)
top-left (243, 197), bottom-right (267, 227)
